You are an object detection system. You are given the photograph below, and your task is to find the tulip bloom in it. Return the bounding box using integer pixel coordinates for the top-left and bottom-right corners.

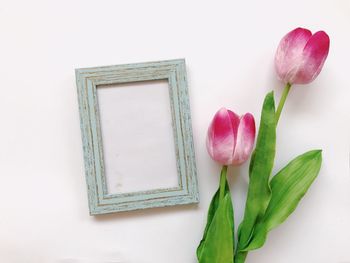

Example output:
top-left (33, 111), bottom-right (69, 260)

top-left (275, 27), bottom-right (330, 85)
top-left (206, 108), bottom-right (256, 166)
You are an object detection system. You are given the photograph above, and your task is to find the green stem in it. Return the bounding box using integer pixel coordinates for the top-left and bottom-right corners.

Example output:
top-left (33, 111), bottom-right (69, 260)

top-left (235, 251), bottom-right (247, 263)
top-left (275, 82), bottom-right (292, 124)
top-left (219, 165), bottom-right (228, 203)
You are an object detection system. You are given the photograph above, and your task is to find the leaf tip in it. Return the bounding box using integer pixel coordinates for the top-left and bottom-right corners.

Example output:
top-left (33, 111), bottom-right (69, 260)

top-left (309, 149), bottom-right (322, 167)
top-left (266, 91), bottom-right (275, 100)
top-left (313, 149), bottom-right (323, 158)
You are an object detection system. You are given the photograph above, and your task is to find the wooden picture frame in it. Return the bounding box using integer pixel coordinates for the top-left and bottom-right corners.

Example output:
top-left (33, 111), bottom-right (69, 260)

top-left (75, 59), bottom-right (199, 215)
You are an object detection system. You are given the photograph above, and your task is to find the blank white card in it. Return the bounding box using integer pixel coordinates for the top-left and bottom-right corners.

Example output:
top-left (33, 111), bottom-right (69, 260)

top-left (97, 80), bottom-right (179, 194)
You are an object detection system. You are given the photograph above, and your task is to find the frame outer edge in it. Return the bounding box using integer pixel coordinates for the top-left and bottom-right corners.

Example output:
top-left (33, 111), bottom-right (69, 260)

top-left (75, 59), bottom-right (199, 215)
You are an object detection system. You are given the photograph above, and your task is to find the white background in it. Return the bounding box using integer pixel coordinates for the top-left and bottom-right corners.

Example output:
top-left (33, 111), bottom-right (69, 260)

top-left (0, 0), bottom-right (349, 262)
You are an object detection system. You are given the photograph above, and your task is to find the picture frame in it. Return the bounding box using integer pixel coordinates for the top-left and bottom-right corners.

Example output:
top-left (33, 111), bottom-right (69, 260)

top-left (75, 59), bottom-right (199, 215)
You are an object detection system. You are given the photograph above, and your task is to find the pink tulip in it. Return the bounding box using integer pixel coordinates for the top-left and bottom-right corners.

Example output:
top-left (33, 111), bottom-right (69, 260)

top-left (206, 108), bottom-right (256, 166)
top-left (275, 27), bottom-right (330, 85)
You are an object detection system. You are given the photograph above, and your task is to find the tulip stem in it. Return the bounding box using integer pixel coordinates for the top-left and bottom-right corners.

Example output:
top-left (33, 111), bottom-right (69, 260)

top-left (219, 165), bottom-right (228, 202)
top-left (235, 251), bottom-right (248, 263)
top-left (275, 82), bottom-right (292, 124)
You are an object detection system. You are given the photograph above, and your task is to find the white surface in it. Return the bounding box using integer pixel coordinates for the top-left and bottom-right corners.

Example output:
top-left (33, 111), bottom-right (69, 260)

top-left (0, 0), bottom-right (349, 262)
top-left (97, 81), bottom-right (178, 194)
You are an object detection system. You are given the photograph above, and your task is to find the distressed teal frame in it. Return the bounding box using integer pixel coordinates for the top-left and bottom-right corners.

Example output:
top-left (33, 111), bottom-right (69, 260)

top-left (76, 59), bottom-right (199, 215)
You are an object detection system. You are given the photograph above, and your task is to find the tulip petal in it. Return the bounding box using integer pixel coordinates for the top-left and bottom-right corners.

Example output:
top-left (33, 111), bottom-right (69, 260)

top-left (227, 109), bottom-right (241, 150)
top-left (206, 108), bottom-right (239, 165)
top-left (275, 28), bottom-right (312, 84)
top-left (232, 113), bottom-right (256, 165)
top-left (292, 31), bottom-right (330, 84)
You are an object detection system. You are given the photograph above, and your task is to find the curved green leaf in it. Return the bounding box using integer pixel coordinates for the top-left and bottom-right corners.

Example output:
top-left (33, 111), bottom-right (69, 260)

top-left (237, 91), bottom-right (276, 251)
top-left (197, 193), bottom-right (234, 263)
top-left (197, 167), bottom-right (234, 263)
top-left (242, 150), bottom-right (322, 251)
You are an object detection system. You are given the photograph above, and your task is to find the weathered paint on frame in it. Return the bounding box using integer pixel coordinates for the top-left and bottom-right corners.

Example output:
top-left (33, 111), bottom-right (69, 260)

top-left (75, 59), bottom-right (199, 215)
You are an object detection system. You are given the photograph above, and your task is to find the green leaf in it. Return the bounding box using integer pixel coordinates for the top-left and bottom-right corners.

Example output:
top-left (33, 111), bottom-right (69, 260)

top-left (242, 150), bottom-right (322, 251)
top-left (237, 92), bottom-right (276, 250)
top-left (197, 193), bottom-right (234, 263)
top-left (197, 168), bottom-right (234, 263)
